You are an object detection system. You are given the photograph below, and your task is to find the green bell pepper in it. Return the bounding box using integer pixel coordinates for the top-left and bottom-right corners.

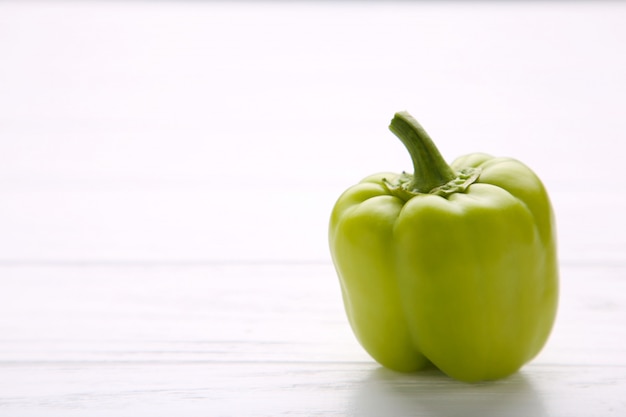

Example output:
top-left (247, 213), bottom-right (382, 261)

top-left (329, 111), bottom-right (558, 382)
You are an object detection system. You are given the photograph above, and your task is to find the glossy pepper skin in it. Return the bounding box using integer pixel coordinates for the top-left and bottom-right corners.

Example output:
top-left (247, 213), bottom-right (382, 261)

top-left (329, 112), bottom-right (558, 382)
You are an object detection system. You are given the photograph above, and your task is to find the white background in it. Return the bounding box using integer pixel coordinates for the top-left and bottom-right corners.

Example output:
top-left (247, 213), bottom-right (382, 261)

top-left (1, 1), bottom-right (625, 416)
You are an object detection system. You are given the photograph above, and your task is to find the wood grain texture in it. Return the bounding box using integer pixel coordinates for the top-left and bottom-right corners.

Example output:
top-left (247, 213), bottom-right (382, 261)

top-left (1, 264), bottom-right (625, 416)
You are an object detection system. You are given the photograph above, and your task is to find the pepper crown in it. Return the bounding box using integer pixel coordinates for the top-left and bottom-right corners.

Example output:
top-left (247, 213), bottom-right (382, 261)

top-left (385, 111), bottom-right (480, 200)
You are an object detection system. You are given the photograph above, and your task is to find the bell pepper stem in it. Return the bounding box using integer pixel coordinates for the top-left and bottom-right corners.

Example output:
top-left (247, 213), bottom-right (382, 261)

top-left (389, 112), bottom-right (456, 194)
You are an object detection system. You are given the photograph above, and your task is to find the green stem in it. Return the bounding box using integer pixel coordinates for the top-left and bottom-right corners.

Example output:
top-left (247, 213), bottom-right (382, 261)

top-left (389, 111), bottom-right (456, 194)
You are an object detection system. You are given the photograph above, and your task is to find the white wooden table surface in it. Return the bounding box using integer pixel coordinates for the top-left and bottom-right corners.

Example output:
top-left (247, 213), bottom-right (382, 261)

top-left (1, 2), bottom-right (626, 416)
